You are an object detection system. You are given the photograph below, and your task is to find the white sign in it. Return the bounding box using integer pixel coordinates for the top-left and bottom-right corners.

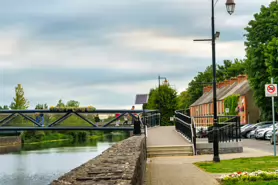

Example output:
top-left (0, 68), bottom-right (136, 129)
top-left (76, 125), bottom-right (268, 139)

top-left (170, 117), bottom-right (174, 121)
top-left (225, 108), bottom-right (229, 113)
top-left (265, 84), bottom-right (278, 97)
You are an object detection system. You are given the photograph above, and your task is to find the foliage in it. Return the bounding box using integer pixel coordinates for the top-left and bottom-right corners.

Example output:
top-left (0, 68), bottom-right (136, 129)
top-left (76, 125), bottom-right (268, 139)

top-left (195, 156), bottom-right (278, 173)
top-left (177, 91), bottom-right (191, 110)
top-left (224, 94), bottom-right (240, 115)
top-left (49, 106), bottom-right (96, 112)
top-left (223, 180), bottom-right (278, 185)
top-left (220, 170), bottom-right (278, 184)
top-left (22, 131), bottom-right (71, 143)
top-left (66, 100), bottom-right (80, 108)
top-left (177, 59), bottom-right (246, 111)
top-left (244, 1), bottom-right (278, 120)
top-left (145, 84), bottom-right (178, 125)
top-left (0, 105), bottom-right (9, 110)
top-left (35, 103), bottom-right (48, 110)
top-left (56, 99), bottom-right (65, 107)
top-left (10, 84), bottom-right (29, 110)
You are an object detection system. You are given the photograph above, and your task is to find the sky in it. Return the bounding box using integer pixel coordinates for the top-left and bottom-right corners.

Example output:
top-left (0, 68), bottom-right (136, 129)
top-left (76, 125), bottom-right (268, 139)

top-left (0, 0), bottom-right (274, 109)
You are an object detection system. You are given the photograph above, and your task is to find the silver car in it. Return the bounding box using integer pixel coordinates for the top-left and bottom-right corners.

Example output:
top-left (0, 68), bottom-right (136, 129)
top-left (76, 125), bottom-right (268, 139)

top-left (255, 124), bottom-right (278, 139)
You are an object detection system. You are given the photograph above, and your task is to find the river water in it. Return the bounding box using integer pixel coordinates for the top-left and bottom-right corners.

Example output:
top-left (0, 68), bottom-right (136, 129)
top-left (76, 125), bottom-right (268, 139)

top-left (0, 134), bottom-right (127, 185)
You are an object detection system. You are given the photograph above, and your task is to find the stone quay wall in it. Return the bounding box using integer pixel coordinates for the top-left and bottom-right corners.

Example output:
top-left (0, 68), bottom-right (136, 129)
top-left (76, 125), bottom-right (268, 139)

top-left (0, 136), bottom-right (21, 146)
top-left (51, 135), bottom-right (146, 185)
top-left (0, 136), bottom-right (22, 154)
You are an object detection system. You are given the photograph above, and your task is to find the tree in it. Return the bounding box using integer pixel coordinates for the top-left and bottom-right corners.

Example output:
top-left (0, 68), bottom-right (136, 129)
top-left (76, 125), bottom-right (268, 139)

top-left (0, 105), bottom-right (9, 110)
top-left (177, 91), bottom-right (191, 110)
top-left (177, 59), bottom-right (246, 111)
top-left (145, 84), bottom-right (178, 125)
top-left (66, 100), bottom-right (80, 108)
top-left (10, 84), bottom-right (29, 110)
top-left (244, 1), bottom-right (278, 120)
top-left (35, 103), bottom-right (48, 110)
top-left (56, 99), bottom-right (65, 107)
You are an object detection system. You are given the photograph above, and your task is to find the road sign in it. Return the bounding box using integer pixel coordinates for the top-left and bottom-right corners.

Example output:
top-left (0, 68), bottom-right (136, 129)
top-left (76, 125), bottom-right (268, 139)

top-left (265, 84), bottom-right (278, 97)
top-left (225, 108), bottom-right (229, 113)
top-left (170, 117), bottom-right (174, 121)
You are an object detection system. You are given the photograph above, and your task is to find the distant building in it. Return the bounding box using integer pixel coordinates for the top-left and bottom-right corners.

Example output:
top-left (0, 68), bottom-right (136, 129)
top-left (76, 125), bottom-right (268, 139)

top-left (190, 75), bottom-right (260, 126)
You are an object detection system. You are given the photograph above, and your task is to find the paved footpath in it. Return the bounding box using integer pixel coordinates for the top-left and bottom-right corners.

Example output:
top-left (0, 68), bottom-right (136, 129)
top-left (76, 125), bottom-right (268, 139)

top-left (146, 147), bottom-right (272, 185)
top-left (147, 126), bottom-right (190, 146)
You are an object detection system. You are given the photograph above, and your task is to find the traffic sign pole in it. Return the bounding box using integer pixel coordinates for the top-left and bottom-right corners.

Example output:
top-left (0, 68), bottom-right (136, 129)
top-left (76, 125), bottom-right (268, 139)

top-left (272, 78), bottom-right (276, 156)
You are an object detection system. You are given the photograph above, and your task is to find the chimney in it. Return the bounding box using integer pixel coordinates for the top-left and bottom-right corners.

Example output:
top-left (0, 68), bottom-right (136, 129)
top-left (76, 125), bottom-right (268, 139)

top-left (203, 86), bottom-right (207, 93)
top-left (238, 74), bottom-right (247, 83)
top-left (223, 80), bottom-right (229, 87)
top-left (206, 86), bottom-right (212, 92)
top-left (217, 82), bottom-right (225, 88)
top-left (229, 77), bottom-right (238, 85)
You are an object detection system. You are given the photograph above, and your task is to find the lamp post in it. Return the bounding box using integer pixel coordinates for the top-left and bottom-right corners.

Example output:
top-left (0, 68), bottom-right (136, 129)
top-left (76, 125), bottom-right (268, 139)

top-left (194, 0), bottom-right (236, 163)
top-left (158, 75), bottom-right (167, 114)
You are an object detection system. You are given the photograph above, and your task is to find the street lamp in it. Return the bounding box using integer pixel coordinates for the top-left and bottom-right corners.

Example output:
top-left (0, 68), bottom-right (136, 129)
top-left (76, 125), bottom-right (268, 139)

top-left (226, 0), bottom-right (236, 15)
top-left (193, 0), bottom-right (236, 163)
top-left (158, 75), bottom-right (167, 114)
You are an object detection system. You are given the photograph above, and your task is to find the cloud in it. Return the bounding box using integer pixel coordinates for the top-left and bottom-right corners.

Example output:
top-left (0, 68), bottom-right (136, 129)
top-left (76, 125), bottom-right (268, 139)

top-left (110, 30), bottom-right (245, 59)
top-left (0, 0), bottom-right (272, 109)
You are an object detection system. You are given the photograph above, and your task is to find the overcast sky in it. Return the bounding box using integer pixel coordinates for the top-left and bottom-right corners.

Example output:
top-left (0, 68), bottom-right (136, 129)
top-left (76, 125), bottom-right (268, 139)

top-left (0, 0), bottom-right (273, 109)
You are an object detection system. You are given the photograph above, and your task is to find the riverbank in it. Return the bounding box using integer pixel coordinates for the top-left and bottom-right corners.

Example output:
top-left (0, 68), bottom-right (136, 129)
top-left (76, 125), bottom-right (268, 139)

top-left (21, 130), bottom-right (119, 144)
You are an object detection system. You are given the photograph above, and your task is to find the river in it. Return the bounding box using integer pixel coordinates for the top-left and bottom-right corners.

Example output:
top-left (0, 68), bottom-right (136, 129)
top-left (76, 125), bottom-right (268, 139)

top-left (0, 134), bottom-right (128, 185)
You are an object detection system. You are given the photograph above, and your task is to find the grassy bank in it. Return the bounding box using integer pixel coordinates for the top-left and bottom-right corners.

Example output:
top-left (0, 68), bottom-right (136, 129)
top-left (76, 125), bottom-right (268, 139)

top-left (195, 156), bottom-right (278, 173)
top-left (22, 130), bottom-right (130, 144)
top-left (195, 156), bottom-right (278, 185)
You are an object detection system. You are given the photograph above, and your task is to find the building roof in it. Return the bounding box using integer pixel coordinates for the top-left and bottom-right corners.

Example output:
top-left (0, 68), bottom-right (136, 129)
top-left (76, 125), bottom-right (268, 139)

top-left (190, 79), bottom-right (251, 107)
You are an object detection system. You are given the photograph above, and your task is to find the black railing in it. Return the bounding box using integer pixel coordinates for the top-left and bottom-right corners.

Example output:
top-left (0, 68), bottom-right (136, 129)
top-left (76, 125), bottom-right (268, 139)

top-left (174, 110), bottom-right (196, 155)
top-left (206, 116), bottom-right (241, 143)
top-left (0, 109), bottom-right (159, 132)
top-left (144, 112), bottom-right (160, 128)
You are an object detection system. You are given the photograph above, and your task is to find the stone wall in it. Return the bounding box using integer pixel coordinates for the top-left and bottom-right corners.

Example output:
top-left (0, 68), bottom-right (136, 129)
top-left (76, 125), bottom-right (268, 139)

top-left (0, 136), bottom-right (21, 146)
top-left (51, 135), bottom-right (146, 185)
top-left (196, 142), bottom-right (243, 155)
top-left (0, 136), bottom-right (22, 154)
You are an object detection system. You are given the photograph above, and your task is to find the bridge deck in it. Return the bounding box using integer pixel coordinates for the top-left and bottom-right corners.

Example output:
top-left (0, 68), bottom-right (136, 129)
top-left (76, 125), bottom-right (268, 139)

top-left (147, 126), bottom-right (190, 146)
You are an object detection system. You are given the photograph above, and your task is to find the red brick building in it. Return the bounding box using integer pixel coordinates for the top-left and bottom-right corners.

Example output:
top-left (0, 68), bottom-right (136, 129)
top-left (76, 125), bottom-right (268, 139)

top-left (190, 75), bottom-right (260, 126)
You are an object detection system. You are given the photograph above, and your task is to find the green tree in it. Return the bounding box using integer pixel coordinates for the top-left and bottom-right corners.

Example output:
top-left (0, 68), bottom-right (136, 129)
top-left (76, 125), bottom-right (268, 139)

top-left (177, 91), bottom-right (191, 110)
top-left (0, 105), bottom-right (9, 110)
top-left (145, 84), bottom-right (178, 125)
top-left (56, 99), bottom-right (65, 107)
top-left (244, 1), bottom-right (278, 120)
top-left (66, 100), bottom-right (80, 107)
top-left (35, 103), bottom-right (48, 110)
top-left (10, 84), bottom-right (29, 110)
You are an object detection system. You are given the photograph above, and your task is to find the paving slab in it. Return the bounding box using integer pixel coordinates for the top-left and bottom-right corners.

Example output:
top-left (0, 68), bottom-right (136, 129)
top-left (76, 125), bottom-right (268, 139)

top-left (146, 147), bottom-right (272, 185)
top-left (147, 126), bottom-right (190, 147)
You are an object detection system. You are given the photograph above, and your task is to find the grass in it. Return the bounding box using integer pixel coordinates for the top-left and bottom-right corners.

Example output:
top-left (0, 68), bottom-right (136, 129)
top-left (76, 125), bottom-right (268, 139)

top-left (195, 156), bottom-right (278, 173)
top-left (222, 180), bottom-right (278, 185)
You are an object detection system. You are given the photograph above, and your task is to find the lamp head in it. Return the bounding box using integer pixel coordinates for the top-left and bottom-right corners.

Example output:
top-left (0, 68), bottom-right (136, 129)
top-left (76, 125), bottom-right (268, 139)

top-left (226, 0), bottom-right (236, 15)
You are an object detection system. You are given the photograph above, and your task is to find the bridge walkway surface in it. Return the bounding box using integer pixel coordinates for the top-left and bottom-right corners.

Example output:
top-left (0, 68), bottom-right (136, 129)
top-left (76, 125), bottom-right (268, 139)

top-left (147, 126), bottom-right (190, 146)
top-left (146, 126), bottom-right (219, 185)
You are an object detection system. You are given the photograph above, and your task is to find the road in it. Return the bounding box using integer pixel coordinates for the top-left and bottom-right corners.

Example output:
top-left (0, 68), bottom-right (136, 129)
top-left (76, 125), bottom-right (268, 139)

top-left (242, 138), bottom-right (277, 154)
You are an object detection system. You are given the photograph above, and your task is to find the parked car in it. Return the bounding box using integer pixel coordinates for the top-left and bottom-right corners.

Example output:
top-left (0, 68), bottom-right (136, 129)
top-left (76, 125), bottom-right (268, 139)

top-left (270, 132), bottom-right (278, 144)
top-left (265, 129), bottom-right (278, 140)
top-left (255, 124), bottom-right (278, 139)
top-left (241, 121), bottom-right (273, 138)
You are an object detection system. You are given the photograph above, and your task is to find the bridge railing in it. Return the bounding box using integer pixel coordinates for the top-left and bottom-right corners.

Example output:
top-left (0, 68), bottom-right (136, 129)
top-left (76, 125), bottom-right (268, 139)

top-left (0, 109), bottom-right (159, 132)
top-left (193, 116), bottom-right (241, 143)
top-left (144, 112), bottom-right (160, 128)
top-left (174, 110), bottom-right (197, 155)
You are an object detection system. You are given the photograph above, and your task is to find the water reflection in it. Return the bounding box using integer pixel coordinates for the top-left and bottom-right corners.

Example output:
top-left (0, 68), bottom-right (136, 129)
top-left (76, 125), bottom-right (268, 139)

top-left (0, 133), bottom-right (129, 185)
